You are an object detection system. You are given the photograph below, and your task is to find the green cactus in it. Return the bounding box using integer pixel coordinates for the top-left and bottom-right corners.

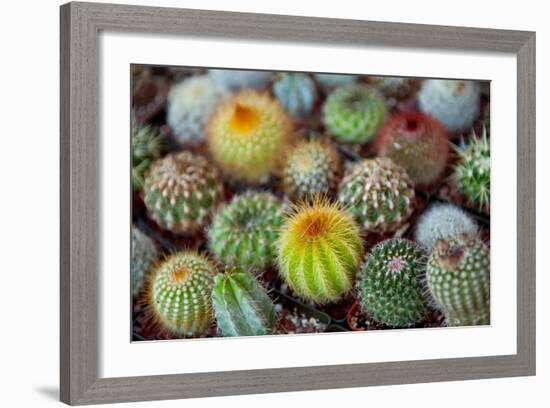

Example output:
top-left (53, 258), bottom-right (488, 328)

top-left (143, 151), bottom-right (224, 234)
top-left (426, 234), bottom-right (490, 326)
top-left (149, 251), bottom-right (217, 336)
top-left (131, 226), bottom-right (159, 297)
top-left (212, 268), bottom-right (277, 336)
top-left (131, 124), bottom-right (163, 190)
top-left (322, 84), bottom-right (386, 144)
top-left (359, 239), bottom-right (430, 327)
top-left (314, 73), bottom-right (358, 91)
top-left (208, 192), bottom-right (285, 270)
top-left (338, 158), bottom-right (415, 234)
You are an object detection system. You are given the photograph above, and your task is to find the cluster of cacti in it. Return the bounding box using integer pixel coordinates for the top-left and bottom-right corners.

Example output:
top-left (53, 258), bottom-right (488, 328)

top-left (143, 151), bottom-right (224, 234)
top-left (206, 90), bottom-right (294, 183)
top-left (377, 111), bottom-right (449, 186)
top-left (418, 79), bottom-right (481, 134)
top-left (148, 251), bottom-right (217, 336)
top-left (281, 138), bottom-right (342, 200)
top-left (314, 73), bottom-right (358, 91)
top-left (452, 128), bottom-right (490, 210)
top-left (208, 192), bottom-right (285, 270)
top-left (166, 75), bottom-right (228, 145)
top-left (323, 84), bottom-right (387, 144)
top-left (427, 234), bottom-right (490, 326)
top-left (212, 268), bottom-right (277, 336)
top-left (277, 197), bottom-right (363, 304)
top-left (209, 69), bottom-right (273, 90)
top-left (273, 73), bottom-right (317, 118)
top-left (369, 76), bottom-right (419, 101)
top-left (359, 239), bottom-right (430, 327)
top-left (131, 123), bottom-right (163, 190)
top-left (131, 226), bottom-right (159, 297)
top-left (338, 158), bottom-right (415, 234)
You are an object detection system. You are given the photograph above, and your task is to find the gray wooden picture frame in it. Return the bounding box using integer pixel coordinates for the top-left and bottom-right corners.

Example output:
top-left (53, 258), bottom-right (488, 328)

top-left (60, 1), bottom-right (536, 405)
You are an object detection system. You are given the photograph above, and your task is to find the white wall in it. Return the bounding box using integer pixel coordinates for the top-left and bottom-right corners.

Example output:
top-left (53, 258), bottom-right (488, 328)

top-left (0, 0), bottom-right (545, 406)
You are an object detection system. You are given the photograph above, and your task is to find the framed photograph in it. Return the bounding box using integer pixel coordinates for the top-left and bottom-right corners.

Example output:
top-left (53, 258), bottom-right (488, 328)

top-left (60, 2), bottom-right (536, 405)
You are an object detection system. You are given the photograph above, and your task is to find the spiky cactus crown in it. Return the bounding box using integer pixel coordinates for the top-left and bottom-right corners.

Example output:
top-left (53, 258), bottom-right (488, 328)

top-left (281, 138), bottom-right (342, 200)
top-left (277, 197), bottom-right (363, 304)
top-left (359, 239), bottom-right (430, 327)
top-left (314, 73), bottom-right (358, 91)
top-left (273, 73), bottom-right (317, 118)
top-left (453, 128), bottom-right (490, 211)
top-left (377, 111), bottom-right (450, 186)
top-left (338, 158), bottom-right (415, 234)
top-left (418, 79), bottom-right (481, 134)
top-left (415, 203), bottom-right (478, 251)
top-left (143, 151), bottom-right (224, 234)
top-left (206, 90), bottom-right (294, 183)
top-left (149, 251), bottom-right (217, 336)
top-left (166, 75), bottom-right (228, 145)
top-left (212, 267), bottom-right (277, 337)
top-left (131, 124), bottom-right (163, 190)
top-left (208, 192), bottom-right (285, 270)
top-left (427, 234), bottom-right (490, 326)
top-left (323, 84), bottom-right (387, 144)
top-left (131, 226), bottom-right (159, 297)
top-left (208, 69), bottom-right (273, 91)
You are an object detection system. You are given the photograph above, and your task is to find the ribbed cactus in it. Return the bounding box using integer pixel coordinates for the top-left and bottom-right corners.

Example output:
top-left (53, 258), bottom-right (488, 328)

top-left (418, 79), bottom-right (481, 134)
top-left (427, 234), bottom-right (490, 326)
top-left (131, 124), bottom-right (163, 190)
top-left (273, 73), bottom-right (317, 118)
top-left (338, 158), bottom-right (415, 234)
top-left (209, 69), bottom-right (273, 90)
top-left (212, 268), bottom-right (277, 336)
top-left (281, 138), bottom-right (342, 200)
top-left (453, 128), bottom-right (490, 211)
top-left (131, 226), bottom-right (159, 297)
top-left (166, 75), bottom-right (228, 145)
top-left (149, 251), bottom-right (217, 336)
top-left (369, 76), bottom-right (419, 100)
top-left (206, 90), bottom-right (294, 183)
top-left (143, 151), bottom-right (224, 234)
top-left (359, 239), bottom-right (430, 327)
top-left (415, 203), bottom-right (478, 251)
top-left (377, 111), bottom-right (450, 186)
top-left (323, 84), bottom-right (386, 144)
top-left (208, 192), bottom-right (285, 270)
top-left (314, 73), bottom-right (358, 91)
top-left (277, 197), bottom-right (363, 304)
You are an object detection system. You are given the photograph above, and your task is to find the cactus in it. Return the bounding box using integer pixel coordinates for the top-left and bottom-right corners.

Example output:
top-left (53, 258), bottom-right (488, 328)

top-left (149, 251), bottom-right (217, 336)
top-left (377, 111), bottom-right (450, 186)
top-left (426, 234), bottom-right (490, 326)
top-left (166, 75), bottom-right (228, 145)
top-left (338, 158), bottom-right (415, 234)
top-left (209, 69), bottom-right (273, 90)
top-left (415, 203), bottom-right (478, 251)
top-left (143, 151), bottom-right (224, 234)
top-left (418, 79), bottom-right (481, 134)
top-left (273, 73), bottom-right (317, 118)
top-left (212, 268), bottom-right (277, 336)
top-left (314, 73), bottom-right (358, 91)
top-left (281, 138), bottom-right (342, 200)
top-left (208, 192), bottom-right (285, 270)
top-left (322, 84), bottom-right (387, 144)
top-left (277, 197), bottom-right (363, 304)
top-left (453, 128), bottom-right (490, 211)
top-left (131, 123), bottom-right (163, 190)
top-left (359, 239), bottom-right (430, 327)
top-left (206, 90), bottom-right (294, 183)
top-left (369, 76), bottom-right (419, 100)
top-left (131, 226), bottom-right (159, 297)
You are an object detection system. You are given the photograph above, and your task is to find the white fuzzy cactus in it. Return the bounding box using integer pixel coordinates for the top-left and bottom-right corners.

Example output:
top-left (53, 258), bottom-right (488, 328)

top-left (208, 69), bottom-right (273, 90)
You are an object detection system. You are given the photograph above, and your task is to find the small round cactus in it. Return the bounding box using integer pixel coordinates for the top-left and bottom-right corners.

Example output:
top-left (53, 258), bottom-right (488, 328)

top-left (208, 69), bottom-right (273, 90)
top-left (149, 251), bottom-right (217, 336)
top-left (281, 138), bottom-right (342, 200)
top-left (166, 75), bottom-right (228, 145)
top-left (273, 73), bottom-right (317, 118)
top-left (359, 239), bottom-right (430, 327)
top-left (415, 203), bottom-right (478, 251)
top-left (131, 226), bottom-right (159, 297)
top-left (206, 90), bottom-right (294, 183)
top-left (453, 128), bottom-right (490, 211)
top-left (143, 151), bottom-right (224, 234)
top-left (314, 73), bottom-right (358, 91)
top-left (418, 79), bottom-right (481, 134)
top-left (322, 84), bottom-right (387, 144)
top-left (212, 268), bottom-right (277, 337)
top-left (131, 123), bottom-right (163, 190)
top-left (338, 158), bottom-right (415, 234)
top-left (427, 234), bottom-right (490, 326)
top-left (369, 76), bottom-right (419, 100)
top-left (277, 197), bottom-right (363, 304)
top-left (208, 192), bottom-right (285, 270)
top-left (377, 111), bottom-right (450, 186)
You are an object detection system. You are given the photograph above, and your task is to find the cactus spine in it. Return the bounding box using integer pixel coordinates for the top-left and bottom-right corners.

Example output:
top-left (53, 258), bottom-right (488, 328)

top-left (131, 124), bottom-right (163, 190)
top-left (131, 226), bottom-right (159, 297)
